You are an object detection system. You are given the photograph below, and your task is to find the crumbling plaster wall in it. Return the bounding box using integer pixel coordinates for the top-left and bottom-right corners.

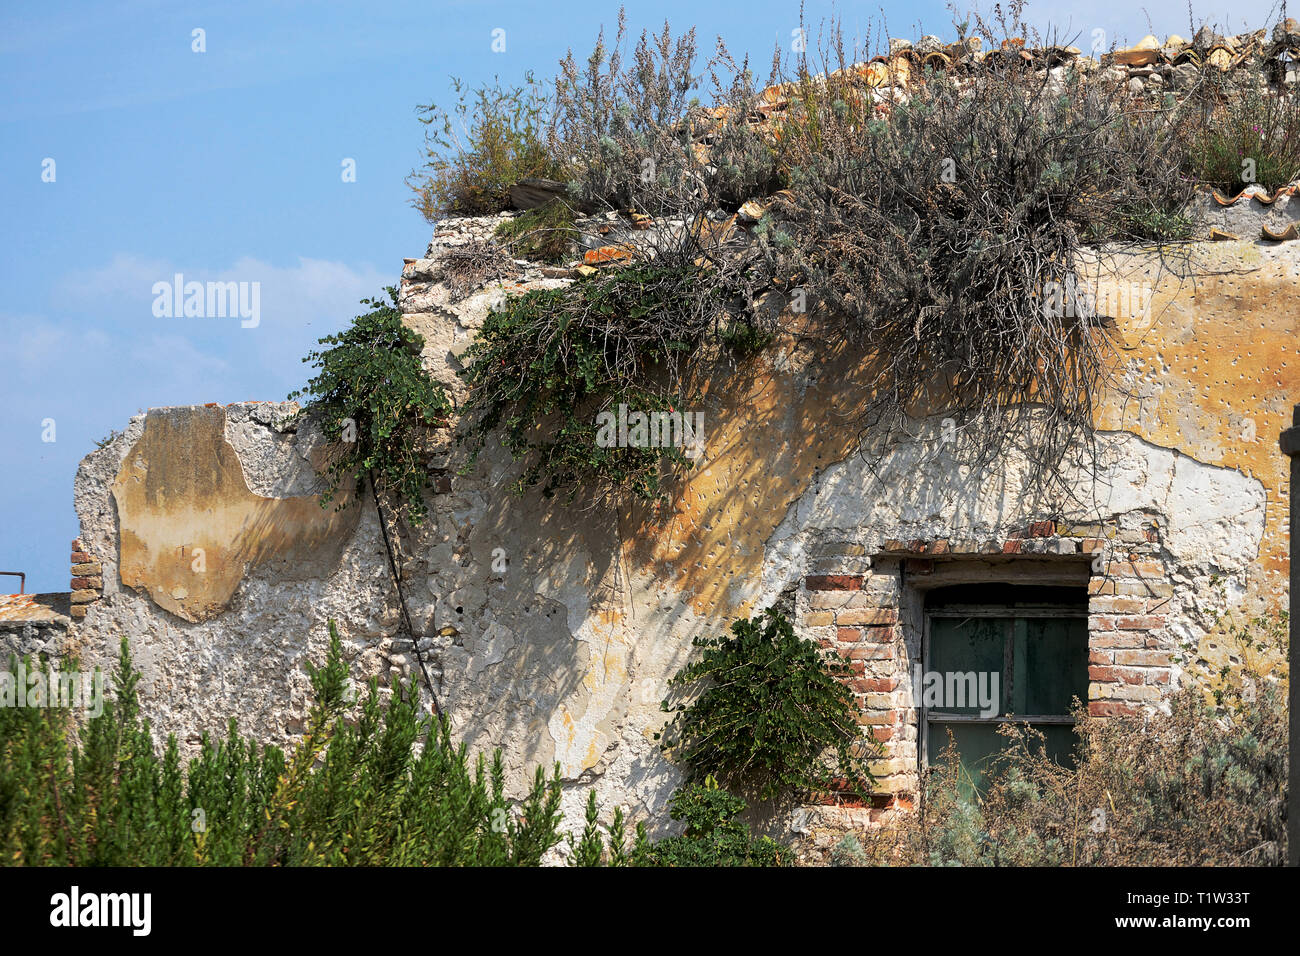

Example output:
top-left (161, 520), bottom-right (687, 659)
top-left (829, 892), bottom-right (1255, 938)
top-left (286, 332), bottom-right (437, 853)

top-left (66, 225), bottom-right (1296, 833)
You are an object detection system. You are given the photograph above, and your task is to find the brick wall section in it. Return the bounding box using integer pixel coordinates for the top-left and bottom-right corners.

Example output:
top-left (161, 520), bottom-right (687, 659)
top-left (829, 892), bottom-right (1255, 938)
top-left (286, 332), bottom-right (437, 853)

top-left (798, 516), bottom-right (1174, 817)
top-left (1086, 546), bottom-right (1173, 717)
top-left (69, 537), bottom-right (103, 620)
top-left (801, 563), bottom-right (915, 810)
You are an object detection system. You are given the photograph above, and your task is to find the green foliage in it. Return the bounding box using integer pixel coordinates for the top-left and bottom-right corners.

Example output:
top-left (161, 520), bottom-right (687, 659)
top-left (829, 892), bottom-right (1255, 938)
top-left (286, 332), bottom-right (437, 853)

top-left (1183, 82), bottom-right (1300, 195)
top-left (493, 201), bottom-right (580, 262)
top-left (657, 607), bottom-right (878, 803)
top-left (94, 427), bottom-right (123, 449)
top-left (570, 790), bottom-right (606, 866)
top-left (640, 778), bottom-right (786, 866)
top-left (1103, 203), bottom-right (1196, 244)
top-left (1, 625), bottom-right (565, 866)
top-left (458, 263), bottom-right (718, 501)
top-left (564, 791), bottom-right (656, 866)
top-left (551, 11), bottom-right (780, 215)
top-left (409, 16), bottom-right (1300, 516)
top-left (718, 317), bottom-right (775, 356)
top-left (830, 833), bottom-right (868, 867)
top-left (289, 289), bottom-right (451, 525)
top-left (409, 73), bottom-right (564, 218)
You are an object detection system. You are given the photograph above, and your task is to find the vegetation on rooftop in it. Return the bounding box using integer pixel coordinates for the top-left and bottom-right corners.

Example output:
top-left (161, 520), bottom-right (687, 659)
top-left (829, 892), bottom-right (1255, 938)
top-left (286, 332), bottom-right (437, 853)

top-left (1180, 71), bottom-right (1300, 194)
top-left (409, 72), bottom-right (562, 219)
top-left (403, 5), bottom-right (1300, 506)
top-left (493, 200), bottom-right (580, 262)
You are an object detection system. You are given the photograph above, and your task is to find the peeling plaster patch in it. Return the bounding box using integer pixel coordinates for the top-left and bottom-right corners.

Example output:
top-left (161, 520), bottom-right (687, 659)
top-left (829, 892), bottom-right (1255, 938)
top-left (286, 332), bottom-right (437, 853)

top-left (759, 426), bottom-right (1266, 610)
top-left (532, 548), bottom-right (595, 635)
top-left (224, 402), bottom-right (330, 498)
top-left (111, 405), bottom-right (359, 622)
top-left (460, 621), bottom-right (512, 678)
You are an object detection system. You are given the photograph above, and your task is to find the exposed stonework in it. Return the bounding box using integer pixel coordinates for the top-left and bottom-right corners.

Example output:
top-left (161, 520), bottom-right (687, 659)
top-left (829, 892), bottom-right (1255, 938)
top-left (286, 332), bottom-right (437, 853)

top-left (69, 537), bottom-right (103, 620)
top-left (0, 593), bottom-right (70, 660)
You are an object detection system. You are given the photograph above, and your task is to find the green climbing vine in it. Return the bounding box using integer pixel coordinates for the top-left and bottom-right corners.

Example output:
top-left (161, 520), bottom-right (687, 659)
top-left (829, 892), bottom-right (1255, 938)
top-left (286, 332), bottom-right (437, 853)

top-left (290, 287), bottom-right (452, 525)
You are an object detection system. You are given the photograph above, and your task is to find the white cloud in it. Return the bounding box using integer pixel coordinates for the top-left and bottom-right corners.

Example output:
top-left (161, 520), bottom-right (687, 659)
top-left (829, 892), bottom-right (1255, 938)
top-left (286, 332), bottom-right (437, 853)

top-left (55, 252), bottom-right (390, 382)
top-left (128, 333), bottom-right (232, 380)
top-left (9, 251), bottom-right (393, 428)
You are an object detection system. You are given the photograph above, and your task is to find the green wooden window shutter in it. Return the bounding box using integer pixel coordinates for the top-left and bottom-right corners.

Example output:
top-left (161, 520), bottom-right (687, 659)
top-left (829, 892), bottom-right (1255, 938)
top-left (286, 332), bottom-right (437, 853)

top-left (923, 598), bottom-right (1087, 795)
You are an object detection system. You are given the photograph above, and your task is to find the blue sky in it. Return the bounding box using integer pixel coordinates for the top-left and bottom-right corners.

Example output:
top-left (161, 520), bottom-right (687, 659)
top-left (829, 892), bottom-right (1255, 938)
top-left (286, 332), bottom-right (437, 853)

top-left (0, 0), bottom-right (1281, 592)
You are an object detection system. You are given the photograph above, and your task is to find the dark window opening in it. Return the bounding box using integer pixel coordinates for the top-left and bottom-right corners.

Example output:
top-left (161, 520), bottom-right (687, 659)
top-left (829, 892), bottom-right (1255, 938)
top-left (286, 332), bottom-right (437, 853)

top-left (921, 583), bottom-right (1088, 795)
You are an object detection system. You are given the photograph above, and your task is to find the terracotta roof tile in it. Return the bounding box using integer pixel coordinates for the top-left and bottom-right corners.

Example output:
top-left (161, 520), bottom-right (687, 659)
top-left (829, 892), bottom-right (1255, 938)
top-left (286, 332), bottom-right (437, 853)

top-left (0, 593), bottom-right (71, 623)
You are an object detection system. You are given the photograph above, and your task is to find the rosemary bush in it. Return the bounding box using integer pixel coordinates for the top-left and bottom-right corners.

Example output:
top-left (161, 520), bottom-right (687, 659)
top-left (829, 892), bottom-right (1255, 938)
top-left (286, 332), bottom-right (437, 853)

top-left (551, 9), bottom-right (779, 216)
top-left (1, 625), bottom-right (565, 866)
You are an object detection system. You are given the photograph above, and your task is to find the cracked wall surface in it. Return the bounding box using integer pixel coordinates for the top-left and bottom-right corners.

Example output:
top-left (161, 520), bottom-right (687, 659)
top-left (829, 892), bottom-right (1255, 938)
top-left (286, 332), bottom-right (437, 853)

top-left (60, 226), bottom-right (1297, 835)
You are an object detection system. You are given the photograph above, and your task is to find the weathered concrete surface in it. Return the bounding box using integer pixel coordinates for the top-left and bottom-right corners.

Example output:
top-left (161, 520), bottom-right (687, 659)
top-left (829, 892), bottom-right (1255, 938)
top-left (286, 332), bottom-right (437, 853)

top-left (0, 593), bottom-right (70, 660)
top-left (1091, 241), bottom-right (1298, 618)
top-left (111, 404), bottom-right (358, 622)
top-left (60, 220), bottom-right (1296, 836)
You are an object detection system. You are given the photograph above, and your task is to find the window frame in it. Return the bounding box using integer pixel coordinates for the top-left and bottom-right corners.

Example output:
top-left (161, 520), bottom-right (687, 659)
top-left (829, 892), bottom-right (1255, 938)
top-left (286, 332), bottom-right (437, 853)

top-left (919, 602), bottom-right (1085, 770)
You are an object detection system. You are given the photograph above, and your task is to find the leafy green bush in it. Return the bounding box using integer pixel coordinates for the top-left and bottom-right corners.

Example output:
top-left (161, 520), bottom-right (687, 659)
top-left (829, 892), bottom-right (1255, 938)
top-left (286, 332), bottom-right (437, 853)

top-left (657, 607), bottom-right (878, 803)
top-left (289, 288), bottom-right (451, 525)
top-left (1, 625), bottom-right (565, 866)
top-left (458, 263), bottom-right (719, 502)
top-left (640, 778), bottom-right (786, 866)
top-left (409, 73), bottom-right (564, 219)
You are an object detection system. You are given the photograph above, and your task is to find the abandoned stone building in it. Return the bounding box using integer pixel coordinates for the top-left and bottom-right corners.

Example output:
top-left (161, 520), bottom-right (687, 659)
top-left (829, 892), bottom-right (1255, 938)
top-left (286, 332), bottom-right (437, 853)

top-left (3, 29), bottom-right (1298, 848)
